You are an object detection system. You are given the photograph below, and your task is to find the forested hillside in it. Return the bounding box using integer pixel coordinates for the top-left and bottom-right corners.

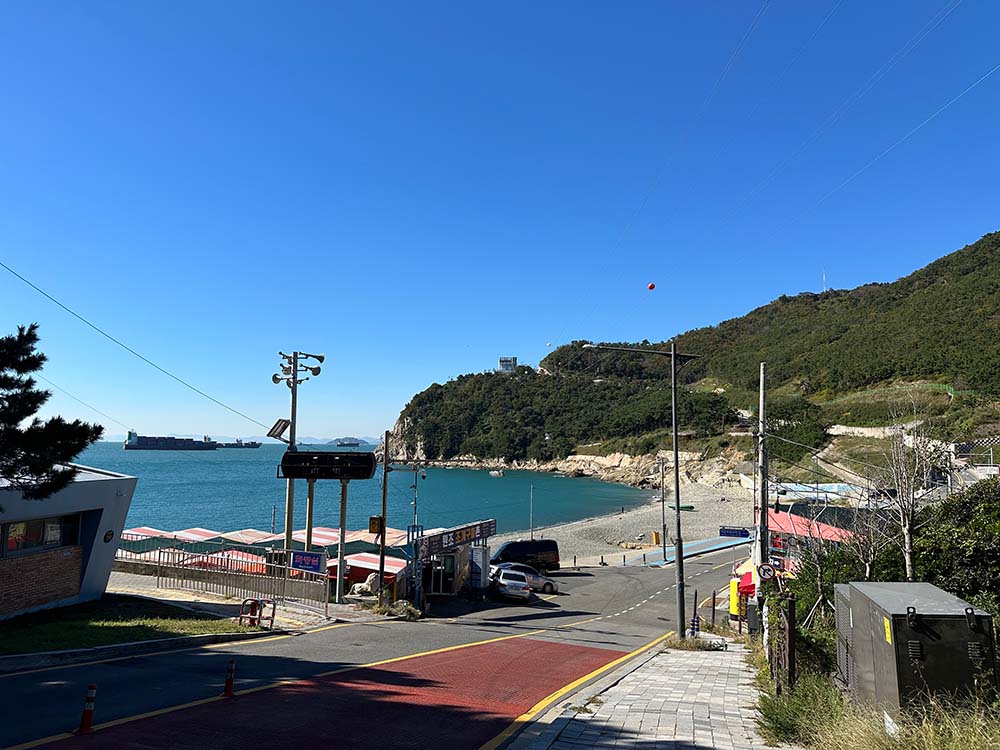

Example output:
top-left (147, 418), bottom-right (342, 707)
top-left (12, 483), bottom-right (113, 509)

top-left (397, 232), bottom-right (1000, 460)
top-left (543, 232), bottom-right (1000, 397)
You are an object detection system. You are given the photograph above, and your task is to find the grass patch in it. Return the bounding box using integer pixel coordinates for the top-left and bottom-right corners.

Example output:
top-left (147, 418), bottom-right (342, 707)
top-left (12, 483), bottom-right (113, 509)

top-left (661, 636), bottom-right (728, 652)
top-left (0, 594), bottom-right (251, 655)
top-left (811, 702), bottom-right (1000, 750)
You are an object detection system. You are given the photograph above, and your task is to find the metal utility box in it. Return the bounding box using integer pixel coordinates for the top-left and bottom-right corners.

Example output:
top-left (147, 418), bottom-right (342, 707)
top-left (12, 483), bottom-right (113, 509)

top-left (835, 582), bottom-right (997, 720)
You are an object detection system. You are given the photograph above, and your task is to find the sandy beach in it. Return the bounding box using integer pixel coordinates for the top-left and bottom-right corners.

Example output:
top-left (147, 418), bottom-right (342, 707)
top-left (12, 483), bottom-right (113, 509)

top-left (491, 481), bottom-right (754, 564)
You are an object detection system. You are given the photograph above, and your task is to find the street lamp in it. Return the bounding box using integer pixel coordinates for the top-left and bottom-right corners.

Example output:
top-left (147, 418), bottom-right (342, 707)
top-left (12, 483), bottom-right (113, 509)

top-left (272, 351), bottom-right (324, 553)
top-left (583, 341), bottom-right (698, 638)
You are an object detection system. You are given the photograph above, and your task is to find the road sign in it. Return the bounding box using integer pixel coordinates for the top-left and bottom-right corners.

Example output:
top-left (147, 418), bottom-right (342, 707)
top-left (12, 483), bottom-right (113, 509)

top-left (757, 563), bottom-right (777, 581)
top-left (290, 550), bottom-right (326, 574)
top-left (719, 526), bottom-right (751, 538)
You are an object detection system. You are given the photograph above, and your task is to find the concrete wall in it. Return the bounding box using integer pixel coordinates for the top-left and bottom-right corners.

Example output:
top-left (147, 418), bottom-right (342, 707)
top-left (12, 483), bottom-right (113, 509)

top-left (0, 464), bottom-right (137, 619)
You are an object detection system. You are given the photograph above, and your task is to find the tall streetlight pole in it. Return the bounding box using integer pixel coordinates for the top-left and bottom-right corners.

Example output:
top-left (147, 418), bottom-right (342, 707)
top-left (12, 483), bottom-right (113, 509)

top-left (272, 351), bottom-right (324, 553)
top-left (583, 342), bottom-right (698, 638)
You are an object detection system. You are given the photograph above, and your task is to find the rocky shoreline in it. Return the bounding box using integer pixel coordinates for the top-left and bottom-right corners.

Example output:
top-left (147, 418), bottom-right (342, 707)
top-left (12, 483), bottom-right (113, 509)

top-left (386, 448), bottom-right (748, 492)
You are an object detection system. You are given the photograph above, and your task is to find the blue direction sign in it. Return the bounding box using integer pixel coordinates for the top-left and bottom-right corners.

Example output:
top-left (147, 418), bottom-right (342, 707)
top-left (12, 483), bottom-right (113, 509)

top-left (719, 526), bottom-right (751, 538)
top-left (290, 550), bottom-right (326, 574)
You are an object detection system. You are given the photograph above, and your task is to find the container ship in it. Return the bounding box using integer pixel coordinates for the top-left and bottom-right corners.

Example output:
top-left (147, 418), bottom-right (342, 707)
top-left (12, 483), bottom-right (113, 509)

top-left (123, 431), bottom-right (217, 451)
top-left (217, 438), bottom-right (262, 449)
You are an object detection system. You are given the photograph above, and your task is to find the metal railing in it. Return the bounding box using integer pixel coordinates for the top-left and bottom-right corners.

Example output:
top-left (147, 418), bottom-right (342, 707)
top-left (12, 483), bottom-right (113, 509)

top-left (115, 533), bottom-right (330, 613)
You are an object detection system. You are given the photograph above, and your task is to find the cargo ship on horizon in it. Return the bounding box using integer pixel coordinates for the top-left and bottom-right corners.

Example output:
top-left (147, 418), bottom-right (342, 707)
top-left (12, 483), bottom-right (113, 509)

top-left (124, 431), bottom-right (217, 451)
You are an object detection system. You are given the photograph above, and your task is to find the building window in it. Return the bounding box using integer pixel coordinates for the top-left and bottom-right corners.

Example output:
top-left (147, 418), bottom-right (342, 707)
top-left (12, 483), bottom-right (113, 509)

top-left (1, 514), bottom-right (81, 557)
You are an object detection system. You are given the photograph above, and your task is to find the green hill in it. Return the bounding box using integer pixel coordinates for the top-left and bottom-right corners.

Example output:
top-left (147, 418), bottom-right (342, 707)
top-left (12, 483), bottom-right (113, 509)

top-left (397, 232), bottom-right (1000, 460)
top-left (545, 232), bottom-right (1000, 398)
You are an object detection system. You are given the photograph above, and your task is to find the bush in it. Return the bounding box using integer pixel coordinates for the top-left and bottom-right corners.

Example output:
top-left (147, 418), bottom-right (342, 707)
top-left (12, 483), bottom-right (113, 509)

top-left (811, 702), bottom-right (1000, 750)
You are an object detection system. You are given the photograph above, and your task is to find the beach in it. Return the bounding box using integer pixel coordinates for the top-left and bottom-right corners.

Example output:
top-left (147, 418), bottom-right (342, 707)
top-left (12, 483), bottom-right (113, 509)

top-left (491, 481), bottom-right (754, 563)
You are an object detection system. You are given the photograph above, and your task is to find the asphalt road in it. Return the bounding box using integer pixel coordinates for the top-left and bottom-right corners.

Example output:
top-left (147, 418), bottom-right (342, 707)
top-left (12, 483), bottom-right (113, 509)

top-left (1, 548), bottom-right (739, 749)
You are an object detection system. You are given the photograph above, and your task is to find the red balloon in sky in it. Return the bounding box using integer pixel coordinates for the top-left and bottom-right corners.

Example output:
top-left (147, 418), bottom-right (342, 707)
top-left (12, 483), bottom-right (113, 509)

top-left (647, 282), bottom-right (655, 290)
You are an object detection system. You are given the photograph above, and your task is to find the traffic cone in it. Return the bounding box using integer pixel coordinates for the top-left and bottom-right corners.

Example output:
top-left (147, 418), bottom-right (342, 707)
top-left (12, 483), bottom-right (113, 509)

top-left (223, 659), bottom-right (235, 697)
top-left (75, 684), bottom-right (97, 734)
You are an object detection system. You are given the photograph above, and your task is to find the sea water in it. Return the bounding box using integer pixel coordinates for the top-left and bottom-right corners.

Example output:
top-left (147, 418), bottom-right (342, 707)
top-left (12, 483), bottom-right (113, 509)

top-left (77, 442), bottom-right (651, 536)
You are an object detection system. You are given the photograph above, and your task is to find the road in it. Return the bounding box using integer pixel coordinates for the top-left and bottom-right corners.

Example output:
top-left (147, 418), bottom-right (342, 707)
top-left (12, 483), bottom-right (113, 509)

top-left (1, 549), bottom-right (739, 750)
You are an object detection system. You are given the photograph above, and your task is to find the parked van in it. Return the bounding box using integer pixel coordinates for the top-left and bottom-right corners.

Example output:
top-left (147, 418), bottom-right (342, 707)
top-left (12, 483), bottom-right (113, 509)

top-left (490, 539), bottom-right (560, 572)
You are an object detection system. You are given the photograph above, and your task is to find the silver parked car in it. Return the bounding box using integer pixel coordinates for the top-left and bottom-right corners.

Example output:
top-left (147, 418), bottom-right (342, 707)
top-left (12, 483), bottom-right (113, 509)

top-left (491, 568), bottom-right (532, 600)
top-left (493, 562), bottom-right (559, 594)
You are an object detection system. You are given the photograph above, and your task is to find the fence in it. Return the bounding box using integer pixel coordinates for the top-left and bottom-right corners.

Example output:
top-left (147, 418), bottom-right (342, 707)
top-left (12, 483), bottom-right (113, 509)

top-left (769, 594), bottom-right (797, 694)
top-left (115, 533), bottom-right (330, 613)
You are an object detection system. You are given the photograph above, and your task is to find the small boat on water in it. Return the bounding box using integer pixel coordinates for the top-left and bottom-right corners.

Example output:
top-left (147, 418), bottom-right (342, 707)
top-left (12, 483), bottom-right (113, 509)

top-left (216, 438), bottom-right (262, 449)
top-left (489, 469), bottom-right (504, 477)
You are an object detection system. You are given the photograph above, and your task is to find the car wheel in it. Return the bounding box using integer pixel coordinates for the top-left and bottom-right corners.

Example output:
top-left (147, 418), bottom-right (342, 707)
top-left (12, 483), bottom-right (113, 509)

top-left (542, 583), bottom-right (554, 594)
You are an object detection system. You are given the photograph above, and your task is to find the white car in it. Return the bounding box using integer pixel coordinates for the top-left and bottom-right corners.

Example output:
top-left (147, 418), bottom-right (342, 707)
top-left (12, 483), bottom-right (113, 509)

top-left (493, 562), bottom-right (559, 593)
top-left (492, 569), bottom-right (532, 601)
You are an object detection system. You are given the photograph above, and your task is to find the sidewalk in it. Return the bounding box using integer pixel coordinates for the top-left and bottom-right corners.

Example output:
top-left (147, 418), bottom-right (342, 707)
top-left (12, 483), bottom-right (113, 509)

top-left (505, 638), bottom-right (770, 750)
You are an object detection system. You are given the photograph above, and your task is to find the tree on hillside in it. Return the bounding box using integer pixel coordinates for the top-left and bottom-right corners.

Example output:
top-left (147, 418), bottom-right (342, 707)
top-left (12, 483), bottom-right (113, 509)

top-left (877, 420), bottom-right (947, 581)
top-left (0, 323), bottom-right (104, 502)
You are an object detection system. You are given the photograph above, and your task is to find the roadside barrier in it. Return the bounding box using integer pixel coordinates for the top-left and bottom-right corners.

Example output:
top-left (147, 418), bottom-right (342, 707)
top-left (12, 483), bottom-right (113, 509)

top-left (75, 684), bottom-right (97, 735)
top-left (223, 658), bottom-right (236, 697)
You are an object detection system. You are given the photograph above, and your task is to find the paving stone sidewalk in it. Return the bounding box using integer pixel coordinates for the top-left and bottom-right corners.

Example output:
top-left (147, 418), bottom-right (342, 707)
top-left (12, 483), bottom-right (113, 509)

top-left (507, 639), bottom-right (771, 750)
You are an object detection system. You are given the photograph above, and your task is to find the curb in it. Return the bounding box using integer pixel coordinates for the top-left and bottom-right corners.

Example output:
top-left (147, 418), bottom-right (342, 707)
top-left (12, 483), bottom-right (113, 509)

top-left (0, 629), bottom-right (292, 675)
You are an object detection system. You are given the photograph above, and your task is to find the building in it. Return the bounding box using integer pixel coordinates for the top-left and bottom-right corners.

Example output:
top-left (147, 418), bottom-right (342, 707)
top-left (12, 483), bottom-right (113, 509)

top-left (0, 464), bottom-right (137, 619)
top-left (497, 356), bottom-right (517, 373)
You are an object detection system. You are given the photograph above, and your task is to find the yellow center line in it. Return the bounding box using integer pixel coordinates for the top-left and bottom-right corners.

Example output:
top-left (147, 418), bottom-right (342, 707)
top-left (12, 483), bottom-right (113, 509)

top-left (479, 629), bottom-right (677, 750)
top-left (11, 627), bottom-right (550, 749)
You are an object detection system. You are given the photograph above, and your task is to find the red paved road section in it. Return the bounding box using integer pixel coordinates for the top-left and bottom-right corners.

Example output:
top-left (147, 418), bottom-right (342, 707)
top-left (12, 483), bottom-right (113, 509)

top-left (45, 637), bottom-right (625, 750)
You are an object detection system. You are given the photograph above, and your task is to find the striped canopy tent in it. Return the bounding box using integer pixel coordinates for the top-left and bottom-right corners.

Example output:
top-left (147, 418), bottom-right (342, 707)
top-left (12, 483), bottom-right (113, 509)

top-left (120, 526), bottom-right (179, 554)
top-left (169, 527), bottom-right (225, 553)
top-left (249, 527), bottom-right (396, 558)
top-left (218, 529), bottom-right (273, 545)
top-left (329, 552), bottom-right (408, 583)
top-left (194, 549), bottom-right (267, 574)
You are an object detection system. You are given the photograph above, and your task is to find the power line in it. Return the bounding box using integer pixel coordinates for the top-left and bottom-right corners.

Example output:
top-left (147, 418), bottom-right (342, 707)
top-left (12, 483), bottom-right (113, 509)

top-left (36, 374), bottom-right (130, 430)
top-left (1, 260), bottom-right (270, 430)
top-left (815, 60), bottom-right (1000, 206)
top-left (710, 0), bottom-right (963, 231)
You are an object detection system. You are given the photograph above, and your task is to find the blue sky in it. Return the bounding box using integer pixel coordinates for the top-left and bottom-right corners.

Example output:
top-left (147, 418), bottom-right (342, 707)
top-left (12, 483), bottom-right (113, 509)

top-left (2, 1), bottom-right (998, 438)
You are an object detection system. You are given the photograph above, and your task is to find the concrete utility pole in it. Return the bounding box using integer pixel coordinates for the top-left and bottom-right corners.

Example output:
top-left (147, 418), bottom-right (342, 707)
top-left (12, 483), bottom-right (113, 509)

top-left (272, 350), bottom-right (323, 554)
top-left (756, 362), bottom-right (769, 586)
top-left (378, 430), bottom-right (390, 600)
top-left (284, 351), bottom-right (299, 552)
top-left (337, 479), bottom-right (349, 603)
top-left (305, 479), bottom-right (316, 551)
top-left (411, 465), bottom-right (421, 527)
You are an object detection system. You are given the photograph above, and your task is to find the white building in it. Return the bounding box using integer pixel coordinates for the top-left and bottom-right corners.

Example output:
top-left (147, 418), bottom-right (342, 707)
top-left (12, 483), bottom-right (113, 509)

top-left (497, 356), bottom-right (517, 373)
top-left (0, 464), bottom-right (137, 619)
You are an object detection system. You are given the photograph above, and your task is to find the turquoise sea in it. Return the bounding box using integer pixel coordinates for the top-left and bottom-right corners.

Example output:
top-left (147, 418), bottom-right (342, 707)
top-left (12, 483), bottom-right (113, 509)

top-left (78, 442), bottom-right (652, 536)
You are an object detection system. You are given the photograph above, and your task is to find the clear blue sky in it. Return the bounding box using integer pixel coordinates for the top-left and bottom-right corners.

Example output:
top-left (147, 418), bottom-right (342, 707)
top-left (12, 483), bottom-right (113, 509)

top-left (2, 2), bottom-right (998, 438)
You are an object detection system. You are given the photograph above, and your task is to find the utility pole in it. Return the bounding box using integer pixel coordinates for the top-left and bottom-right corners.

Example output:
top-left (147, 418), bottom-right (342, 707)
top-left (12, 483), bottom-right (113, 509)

top-left (411, 465), bottom-right (420, 527)
top-left (756, 362), bottom-right (769, 586)
top-left (305, 479), bottom-right (316, 551)
top-left (529, 484), bottom-right (534, 540)
top-left (378, 430), bottom-right (390, 600)
top-left (671, 340), bottom-right (687, 639)
top-left (284, 351), bottom-right (299, 552)
top-left (337, 479), bottom-right (348, 603)
top-left (660, 457), bottom-right (667, 562)
top-left (272, 351), bottom-right (323, 554)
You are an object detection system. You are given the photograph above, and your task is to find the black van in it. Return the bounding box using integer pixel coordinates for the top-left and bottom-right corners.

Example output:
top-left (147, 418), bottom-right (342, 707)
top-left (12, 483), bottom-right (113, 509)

top-left (491, 539), bottom-right (560, 572)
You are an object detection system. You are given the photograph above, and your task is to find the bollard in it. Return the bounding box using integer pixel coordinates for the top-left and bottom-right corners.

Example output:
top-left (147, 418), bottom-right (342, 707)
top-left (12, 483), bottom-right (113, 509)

top-left (223, 658), bottom-right (235, 698)
top-left (75, 684), bottom-right (97, 735)
top-left (573, 555), bottom-right (577, 569)
top-left (622, 554), bottom-right (626, 567)
top-left (642, 553), bottom-right (646, 565)
top-left (711, 590), bottom-right (717, 627)
top-left (600, 555), bottom-right (605, 566)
